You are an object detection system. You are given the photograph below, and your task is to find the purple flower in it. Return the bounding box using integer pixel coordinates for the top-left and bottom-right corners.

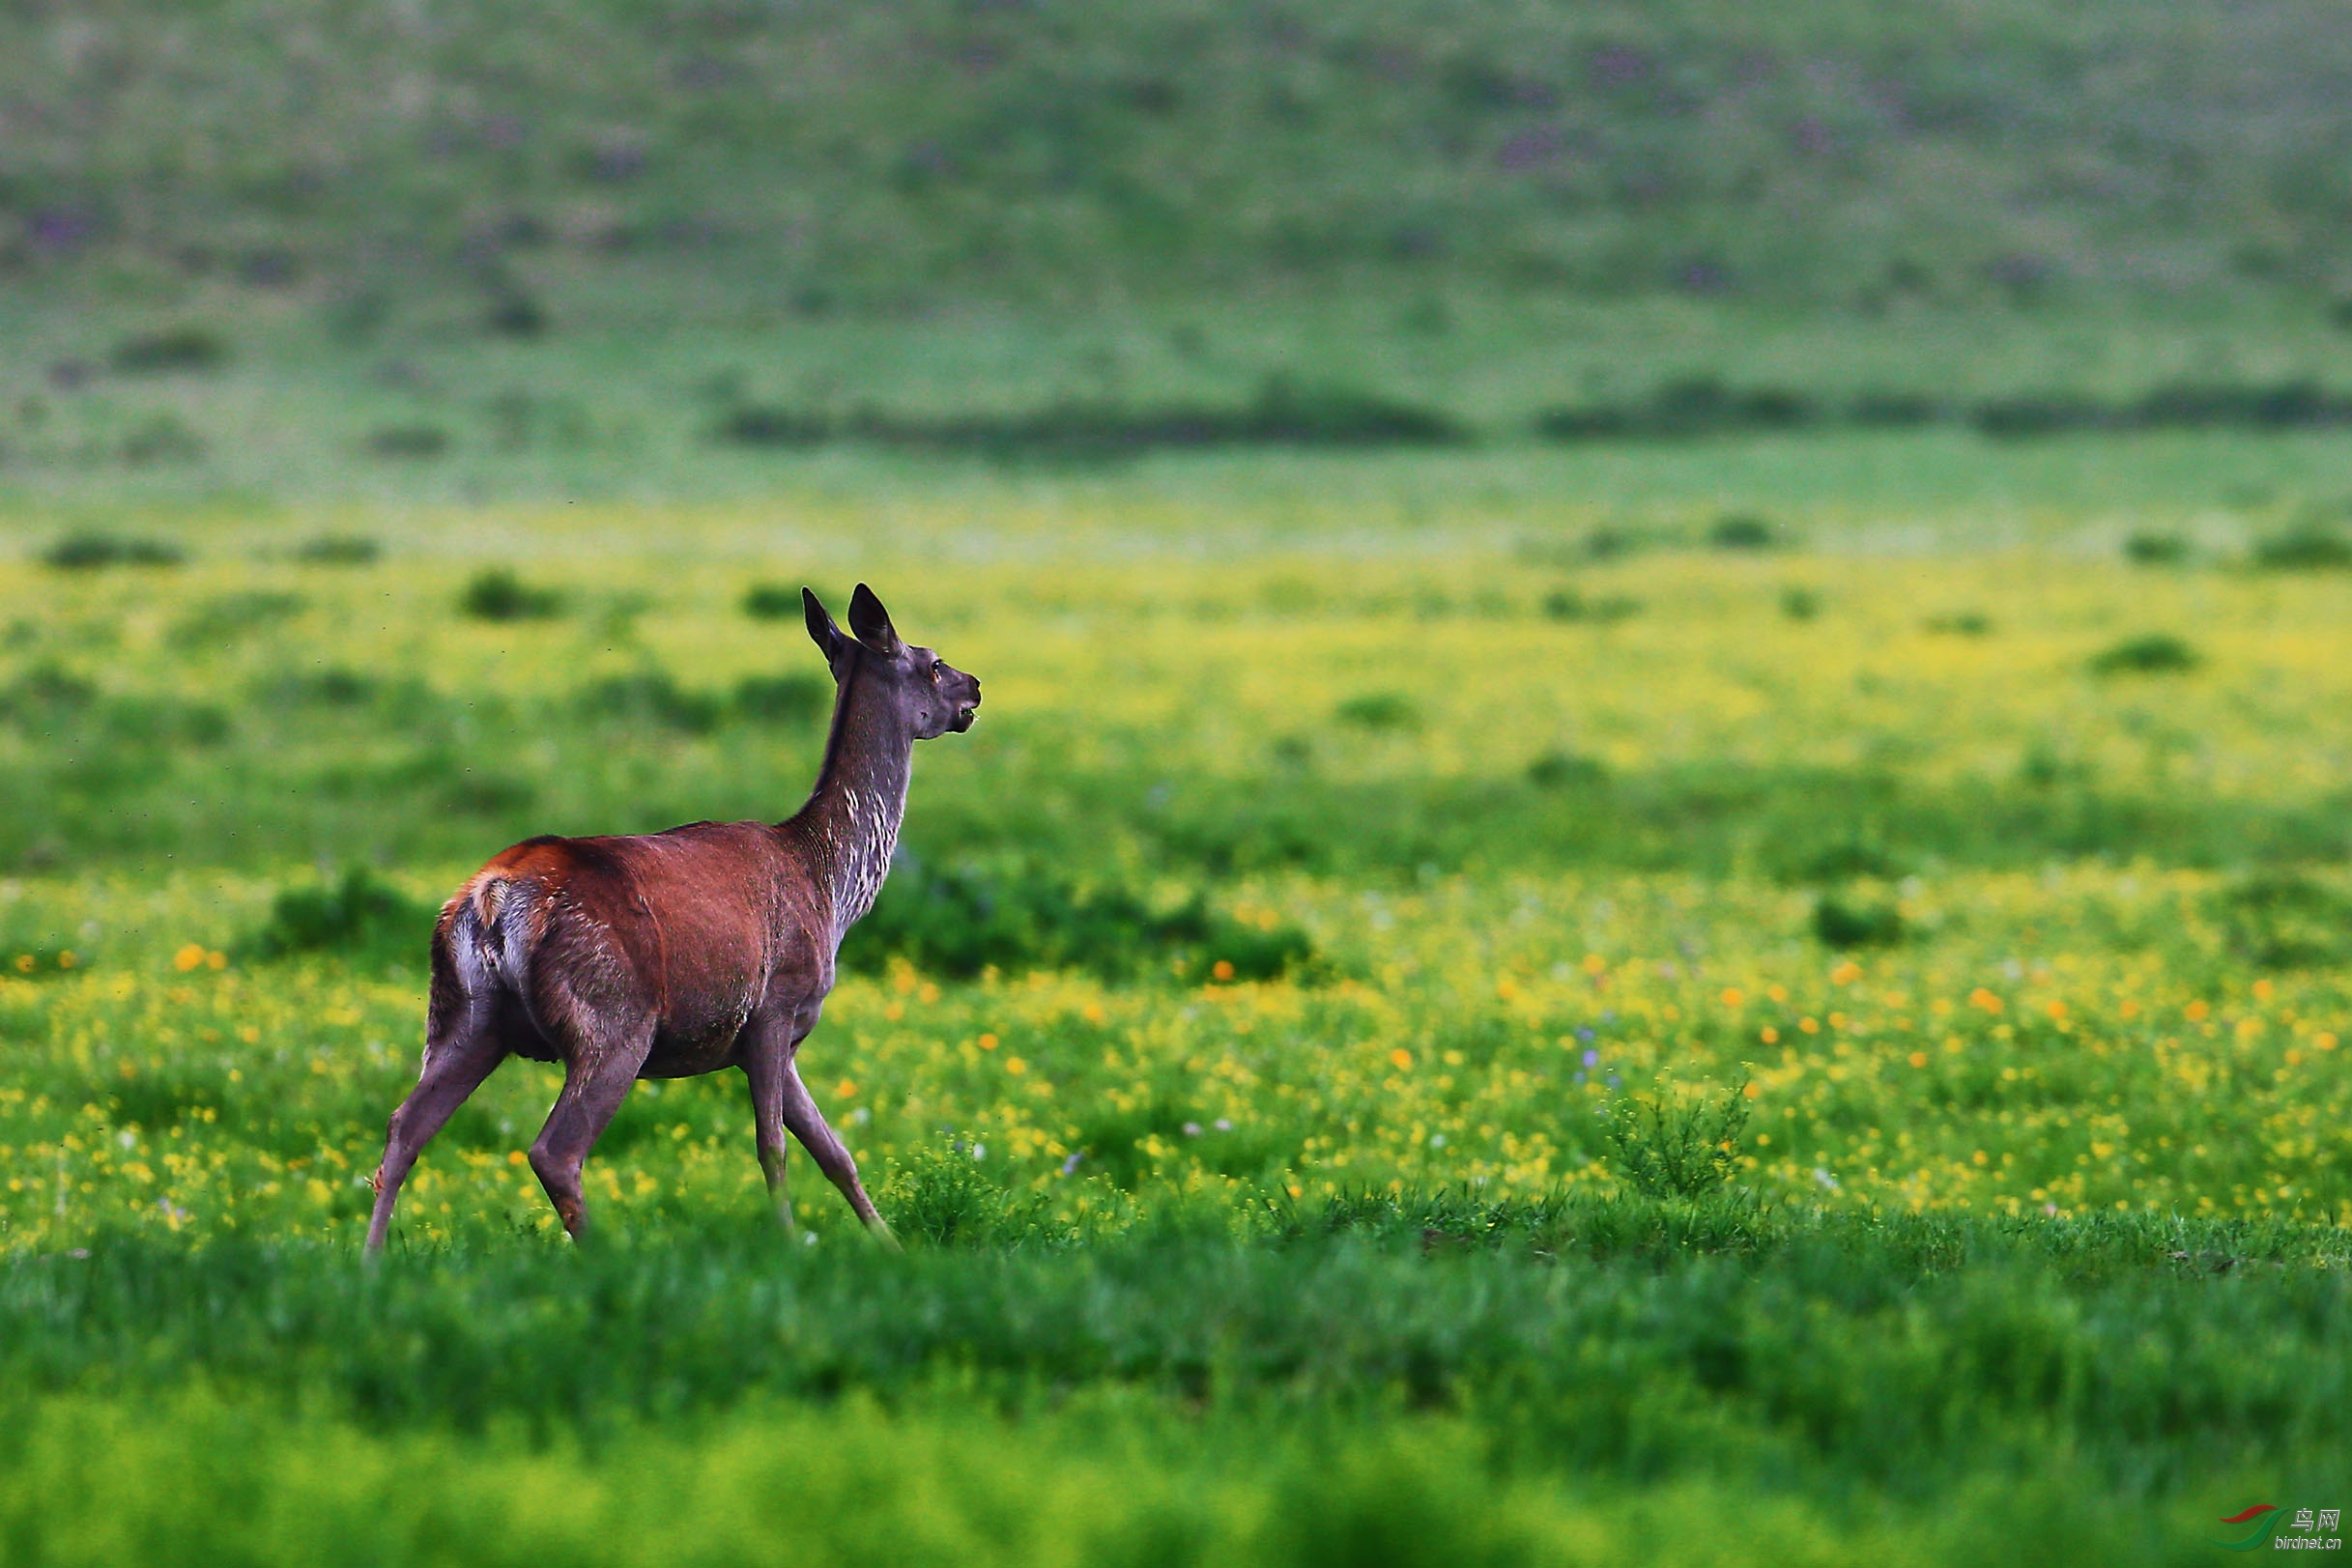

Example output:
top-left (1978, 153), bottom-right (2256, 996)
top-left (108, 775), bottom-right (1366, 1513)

top-left (1060, 1153), bottom-right (1083, 1176)
top-left (1582, 1049), bottom-right (1599, 1068)
top-left (1576, 1027), bottom-right (1595, 1042)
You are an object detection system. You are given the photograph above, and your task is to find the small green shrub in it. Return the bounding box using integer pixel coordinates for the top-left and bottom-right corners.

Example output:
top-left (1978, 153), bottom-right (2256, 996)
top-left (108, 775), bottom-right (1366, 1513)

top-left (2088, 633), bottom-right (2198, 674)
top-left (249, 867), bottom-right (431, 965)
top-left (2123, 531), bottom-right (2189, 565)
top-left (1526, 750), bottom-right (1607, 788)
top-left (484, 293), bottom-right (549, 338)
top-left (41, 532), bottom-right (185, 570)
top-left (1708, 514), bottom-right (1780, 551)
top-left (108, 326), bottom-right (228, 373)
top-left (2252, 524), bottom-right (2352, 570)
top-left (1602, 1075), bottom-right (1751, 1199)
top-left (460, 568), bottom-right (563, 621)
top-left (1582, 527), bottom-right (1640, 560)
top-left (741, 583), bottom-right (803, 619)
top-left (1815, 895), bottom-right (1905, 948)
top-left (1780, 586), bottom-right (1821, 620)
top-left (2214, 873), bottom-right (2352, 968)
top-left (1334, 692), bottom-right (1421, 730)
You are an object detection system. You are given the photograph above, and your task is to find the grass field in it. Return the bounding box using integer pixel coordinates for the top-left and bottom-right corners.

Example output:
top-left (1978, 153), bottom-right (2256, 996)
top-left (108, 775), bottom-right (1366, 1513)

top-left (12, 4), bottom-right (2352, 1558)
top-left (0, 452), bottom-right (2348, 1561)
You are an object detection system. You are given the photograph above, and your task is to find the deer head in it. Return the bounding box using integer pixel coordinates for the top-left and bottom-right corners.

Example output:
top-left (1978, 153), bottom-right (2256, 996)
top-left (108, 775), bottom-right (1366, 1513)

top-left (802, 583), bottom-right (980, 738)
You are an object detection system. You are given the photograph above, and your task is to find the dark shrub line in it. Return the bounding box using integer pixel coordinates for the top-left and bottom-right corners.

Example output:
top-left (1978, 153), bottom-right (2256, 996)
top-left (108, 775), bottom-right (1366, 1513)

top-left (1535, 376), bottom-right (2352, 442)
top-left (1538, 379), bottom-right (1822, 440)
top-left (41, 531), bottom-right (186, 569)
top-left (715, 377), bottom-right (1466, 458)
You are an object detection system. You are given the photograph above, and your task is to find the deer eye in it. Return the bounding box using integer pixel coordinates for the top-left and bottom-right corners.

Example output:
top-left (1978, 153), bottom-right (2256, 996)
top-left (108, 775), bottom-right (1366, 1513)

top-left (929, 660), bottom-right (945, 679)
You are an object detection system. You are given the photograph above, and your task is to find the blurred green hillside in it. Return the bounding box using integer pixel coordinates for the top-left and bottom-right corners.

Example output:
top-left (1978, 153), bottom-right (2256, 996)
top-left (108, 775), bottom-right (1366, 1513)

top-left (8, 0), bottom-right (2351, 315)
top-left (9, 2), bottom-right (2352, 515)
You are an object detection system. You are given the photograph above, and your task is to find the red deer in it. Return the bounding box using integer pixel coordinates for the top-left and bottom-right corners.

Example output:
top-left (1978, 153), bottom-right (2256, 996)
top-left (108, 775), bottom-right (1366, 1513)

top-left (364, 584), bottom-right (979, 1254)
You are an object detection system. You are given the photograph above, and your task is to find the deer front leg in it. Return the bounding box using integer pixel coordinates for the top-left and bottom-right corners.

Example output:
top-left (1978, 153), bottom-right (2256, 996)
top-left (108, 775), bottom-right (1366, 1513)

top-left (528, 1015), bottom-right (655, 1241)
top-left (779, 1057), bottom-right (899, 1250)
top-left (740, 1016), bottom-right (798, 1237)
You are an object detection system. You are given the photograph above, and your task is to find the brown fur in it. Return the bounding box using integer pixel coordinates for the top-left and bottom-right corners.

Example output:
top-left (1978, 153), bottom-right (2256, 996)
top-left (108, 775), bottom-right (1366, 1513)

top-left (365, 584), bottom-right (979, 1253)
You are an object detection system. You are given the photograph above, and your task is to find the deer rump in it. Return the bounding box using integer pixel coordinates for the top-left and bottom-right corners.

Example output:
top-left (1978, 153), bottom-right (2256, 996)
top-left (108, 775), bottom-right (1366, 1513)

top-left (430, 822), bottom-right (809, 1079)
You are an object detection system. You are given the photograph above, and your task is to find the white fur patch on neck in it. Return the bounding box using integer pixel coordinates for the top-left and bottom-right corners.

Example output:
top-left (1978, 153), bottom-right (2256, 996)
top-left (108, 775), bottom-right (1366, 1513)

top-left (835, 784), bottom-right (903, 930)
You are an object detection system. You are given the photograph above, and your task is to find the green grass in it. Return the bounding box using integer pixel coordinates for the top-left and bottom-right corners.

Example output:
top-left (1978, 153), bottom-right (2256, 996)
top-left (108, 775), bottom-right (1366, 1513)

top-left (1, 1211), bottom-right (2344, 1562)
top-left (8, 5), bottom-right (2351, 1554)
top-left (3, 1384), bottom-right (2259, 1568)
top-left (0, 511), bottom-right (2345, 1558)
top-left (10, 1204), bottom-right (2349, 1456)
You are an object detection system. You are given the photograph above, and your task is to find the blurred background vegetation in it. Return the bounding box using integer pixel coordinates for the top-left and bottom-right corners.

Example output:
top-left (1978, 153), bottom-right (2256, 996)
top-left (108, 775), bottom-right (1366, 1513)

top-left (16, 0), bottom-right (2352, 309)
top-left (7, 0), bottom-right (2352, 513)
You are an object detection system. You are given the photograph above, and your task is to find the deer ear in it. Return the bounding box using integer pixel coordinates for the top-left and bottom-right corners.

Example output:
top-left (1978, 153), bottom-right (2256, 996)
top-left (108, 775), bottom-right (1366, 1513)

top-left (802, 587), bottom-right (845, 658)
top-left (846, 583), bottom-right (903, 654)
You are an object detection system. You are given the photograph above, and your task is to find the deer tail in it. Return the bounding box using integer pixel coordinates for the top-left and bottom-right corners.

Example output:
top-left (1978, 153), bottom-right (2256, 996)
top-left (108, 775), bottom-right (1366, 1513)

top-left (423, 871), bottom-right (533, 1066)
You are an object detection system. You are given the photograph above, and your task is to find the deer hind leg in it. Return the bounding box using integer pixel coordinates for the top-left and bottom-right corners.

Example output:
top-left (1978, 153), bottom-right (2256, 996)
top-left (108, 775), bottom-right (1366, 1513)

top-left (365, 1005), bottom-right (505, 1256)
top-left (741, 1022), bottom-right (798, 1237)
top-left (779, 1058), bottom-right (899, 1250)
top-left (527, 1012), bottom-right (656, 1241)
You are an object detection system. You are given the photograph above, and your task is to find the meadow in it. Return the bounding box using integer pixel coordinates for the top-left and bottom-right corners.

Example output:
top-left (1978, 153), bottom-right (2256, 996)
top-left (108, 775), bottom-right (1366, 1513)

top-left (11, 2), bottom-right (2352, 1557)
top-left (0, 443), bottom-right (2348, 1561)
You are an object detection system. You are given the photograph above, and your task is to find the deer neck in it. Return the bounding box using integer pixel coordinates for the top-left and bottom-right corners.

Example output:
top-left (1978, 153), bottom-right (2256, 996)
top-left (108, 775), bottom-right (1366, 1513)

top-left (799, 659), bottom-right (913, 940)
